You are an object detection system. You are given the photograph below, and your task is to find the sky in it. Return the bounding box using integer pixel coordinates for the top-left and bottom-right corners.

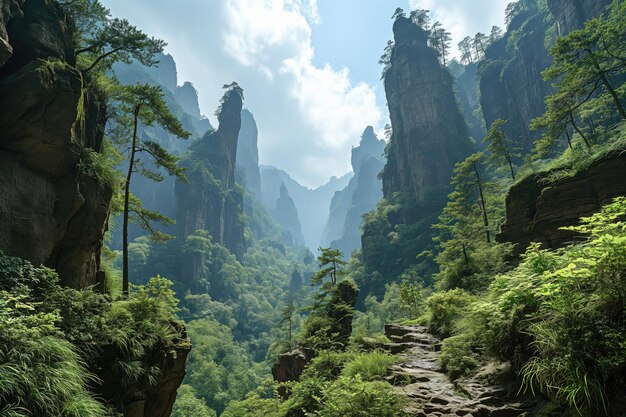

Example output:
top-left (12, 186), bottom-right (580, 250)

top-left (101, 0), bottom-right (509, 188)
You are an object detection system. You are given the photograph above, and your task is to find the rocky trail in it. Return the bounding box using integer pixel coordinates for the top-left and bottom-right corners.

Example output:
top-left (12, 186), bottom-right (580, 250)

top-left (383, 324), bottom-right (548, 417)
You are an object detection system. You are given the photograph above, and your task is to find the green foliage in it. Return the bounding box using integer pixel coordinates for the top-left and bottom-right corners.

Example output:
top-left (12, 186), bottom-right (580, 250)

top-left (437, 198), bottom-right (626, 412)
top-left (352, 282), bottom-right (413, 338)
top-left (532, 0), bottom-right (626, 158)
top-left (171, 385), bottom-right (216, 417)
top-left (0, 290), bottom-right (107, 417)
top-left (0, 252), bottom-right (182, 416)
top-left (313, 375), bottom-right (405, 417)
top-left (342, 351), bottom-right (397, 382)
top-left (425, 289), bottom-right (476, 337)
top-left (440, 334), bottom-right (480, 380)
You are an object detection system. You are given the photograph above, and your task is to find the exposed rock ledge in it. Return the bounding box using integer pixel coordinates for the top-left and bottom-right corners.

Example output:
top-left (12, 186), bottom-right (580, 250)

top-left (497, 151), bottom-right (626, 256)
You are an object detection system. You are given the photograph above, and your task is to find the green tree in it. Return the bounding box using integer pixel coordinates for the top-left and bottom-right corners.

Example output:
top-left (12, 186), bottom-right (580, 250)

top-left (61, 0), bottom-right (166, 74)
top-left (312, 247), bottom-right (346, 286)
top-left (472, 32), bottom-right (488, 60)
top-left (410, 9), bottom-right (430, 30)
top-left (533, 1), bottom-right (626, 157)
top-left (113, 84), bottom-right (190, 296)
top-left (482, 119), bottom-right (516, 180)
top-left (452, 153), bottom-right (491, 244)
top-left (458, 36), bottom-right (474, 65)
top-left (391, 7), bottom-right (406, 20)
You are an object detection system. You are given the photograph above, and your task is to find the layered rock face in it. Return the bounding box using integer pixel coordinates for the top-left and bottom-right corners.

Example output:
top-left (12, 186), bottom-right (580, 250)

top-left (236, 108), bottom-right (262, 199)
top-left (360, 17), bottom-right (473, 283)
top-left (498, 152), bottom-right (626, 256)
top-left (323, 126), bottom-right (385, 256)
top-left (0, 0), bottom-right (111, 289)
top-left (176, 88), bottom-right (246, 289)
top-left (382, 17), bottom-right (473, 202)
top-left (479, 1), bottom-right (610, 153)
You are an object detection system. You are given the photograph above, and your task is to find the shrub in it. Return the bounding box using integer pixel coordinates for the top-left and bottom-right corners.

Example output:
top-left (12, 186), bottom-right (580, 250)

top-left (425, 288), bottom-right (475, 337)
top-left (440, 334), bottom-right (480, 380)
top-left (313, 375), bottom-right (405, 417)
top-left (342, 351), bottom-right (397, 381)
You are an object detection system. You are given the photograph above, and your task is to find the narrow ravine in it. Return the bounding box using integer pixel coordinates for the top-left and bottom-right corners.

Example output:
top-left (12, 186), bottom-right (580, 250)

top-left (384, 325), bottom-right (547, 417)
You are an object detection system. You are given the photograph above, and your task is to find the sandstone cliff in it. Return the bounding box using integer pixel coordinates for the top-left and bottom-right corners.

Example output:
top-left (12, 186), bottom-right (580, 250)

top-left (360, 16), bottom-right (473, 289)
top-left (0, 0), bottom-right (111, 289)
top-left (272, 183), bottom-right (305, 247)
top-left (236, 108), bottom-right (262, 199)
top-left (498, 151), bottom-right (626, 256)
top-left (176, 86), bottom-right (246, 290)
top-left (478, 0), bottom-right (611, 153)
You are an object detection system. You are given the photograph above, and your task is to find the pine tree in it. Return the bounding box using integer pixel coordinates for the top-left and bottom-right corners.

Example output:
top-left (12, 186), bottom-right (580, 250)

top-left (483, 119), bottom-right (516, 180)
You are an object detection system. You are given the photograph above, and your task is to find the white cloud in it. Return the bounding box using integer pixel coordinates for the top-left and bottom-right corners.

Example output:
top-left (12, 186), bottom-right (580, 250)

top-left (102, 0), bottom-right (382, 187)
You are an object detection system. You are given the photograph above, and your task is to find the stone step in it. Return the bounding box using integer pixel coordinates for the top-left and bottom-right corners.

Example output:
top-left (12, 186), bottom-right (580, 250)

top-left (384, 323), bottom-right (429, 338)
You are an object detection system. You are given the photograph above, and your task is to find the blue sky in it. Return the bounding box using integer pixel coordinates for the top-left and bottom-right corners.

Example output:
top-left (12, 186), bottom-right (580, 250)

top-left (102, 0), bottom-right (508, 187)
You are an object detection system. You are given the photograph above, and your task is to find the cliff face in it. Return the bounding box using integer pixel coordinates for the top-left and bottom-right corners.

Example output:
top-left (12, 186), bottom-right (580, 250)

top-left (271, 183), bottom-right (305, 247)
top-left (176, 88), bottom-right (245, 289)
top-left (479, 1), bottom-right (611, 154)
top-left (382, 17), bottom-right (473, 201)
top-left (323, 126), bottom-right (385, 256)
top-left (236, 109), bottom-right (262, 199)
top-left (498, 152), bottom-right (626, 256)
top-left (548, 0), bottom-right (611, 34)
top-left (0, 0), bottom-right (111, 289)
top-left (360, 17), bottom-right (473, 288)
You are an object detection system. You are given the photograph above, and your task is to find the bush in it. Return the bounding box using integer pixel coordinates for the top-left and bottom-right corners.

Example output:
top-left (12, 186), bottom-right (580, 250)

top-left (425, 288), bottom-right (475, 337)
top-left (313, 375), bottom-right (405, 417)
top-left (440, 335), bottom-right (480, 380)
top-left (342, 351), bottom-right (397, 381)
top-left (0, 289), bottom-right (107, 417)
top-left (443, 198), bottom-right (626, 412)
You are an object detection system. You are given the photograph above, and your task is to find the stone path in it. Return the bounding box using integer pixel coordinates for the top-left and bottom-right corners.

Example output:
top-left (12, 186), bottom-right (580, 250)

top-left (383, 324), bottom-right (543, 417)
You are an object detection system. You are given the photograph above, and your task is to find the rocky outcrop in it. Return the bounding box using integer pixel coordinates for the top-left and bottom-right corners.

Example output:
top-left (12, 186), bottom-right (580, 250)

top-left (498, 151), bottom-right (626, 256)
top-left (361, 17), bottom-right (473, 286)
top-left (382, 17), bottom-right (473, 201)
top-left (236, 109), bottom-right (262, 199)
top-left (323, 126), bottom-right (385, 256)
top-left (451, 61), bottom-right (486, 145)
top-left (0, 0), bottom-right (111, 289)
top-left (176, 87), bottom-right (246, 289)
top-left (272, 183), bottom-right (305, 247)
top-left (95, 321), bottom-right (191, 417)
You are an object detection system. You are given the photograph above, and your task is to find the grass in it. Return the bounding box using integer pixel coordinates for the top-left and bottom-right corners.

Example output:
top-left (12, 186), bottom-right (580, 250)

top-left (342, 351), bottom-right (397, 382)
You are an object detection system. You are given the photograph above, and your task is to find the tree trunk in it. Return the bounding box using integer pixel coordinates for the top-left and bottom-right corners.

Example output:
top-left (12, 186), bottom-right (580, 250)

top-left (123, 105), bottom-right (140, 297)
top-left (504, 148), bottom-right (515, 181)
top-left (569, 112), bottom-right (591, 151)
top-left (599, 71), bottom-right (626, 120)
top-left (474, 164), bottom-right (490, 243)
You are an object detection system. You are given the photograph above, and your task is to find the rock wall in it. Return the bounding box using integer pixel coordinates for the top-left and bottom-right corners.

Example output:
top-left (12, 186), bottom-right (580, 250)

top-left (271, 183), bottom-right (305, 247)
top-left (498, 152), bottom-right (626, 256)
top-left (360, 17), bottom-right (473, 286)
top-left (0, 0), bottom-right (111, 289)
top-left (381, 17), bottom-right (473, 201)
top-left (236, 108), bottom-right (262, 199)
top-left (548, 0), bottom-right (611, 35)
top-left (176, 87), bottom-right (246, 290)
top-left (479, 0), bottom-right (610, 154)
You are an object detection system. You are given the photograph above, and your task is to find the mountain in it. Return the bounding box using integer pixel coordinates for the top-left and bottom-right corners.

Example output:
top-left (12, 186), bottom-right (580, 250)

top-left (260, 166), bottom-right (352, 251)
top-left (176, 86), bottom-right (246, 290)
top-left (271, 183), bottom-right (306, 247)
top-left (360, 16), bottom-right (474, 297)
top-left (322, 126), bottom-right (385, 256)
top-left (236, 108), bottom-right (262, 199)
